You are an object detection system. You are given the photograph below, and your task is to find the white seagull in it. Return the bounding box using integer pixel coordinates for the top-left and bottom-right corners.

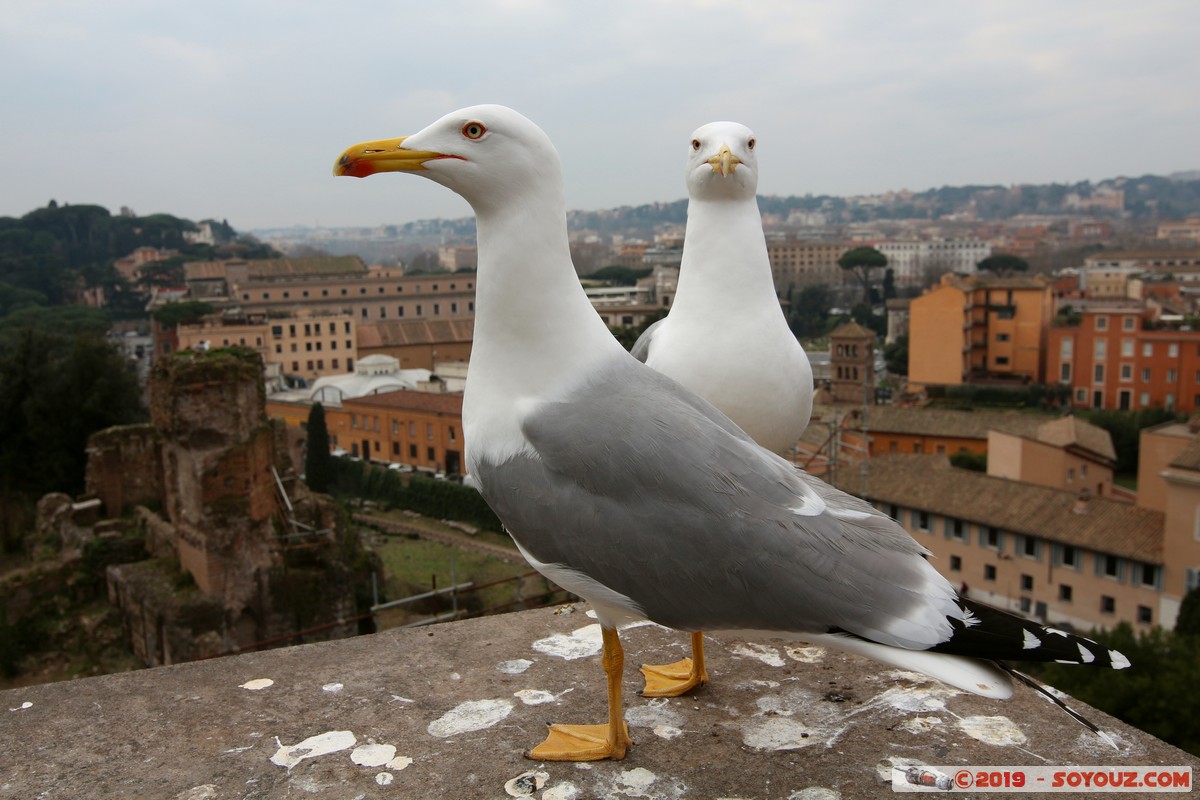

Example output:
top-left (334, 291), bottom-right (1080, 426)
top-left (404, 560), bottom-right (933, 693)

top-left (630, 121), bottom-right (813, 697)
top-left (334, 105), bottom-right (1129, 763)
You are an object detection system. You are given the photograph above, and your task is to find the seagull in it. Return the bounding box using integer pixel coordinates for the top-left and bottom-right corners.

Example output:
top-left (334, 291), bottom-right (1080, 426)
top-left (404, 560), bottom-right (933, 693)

top-left (630, 122), bottom-right (813, 698)
top-left (334, 105), bottom-right (1129, 763)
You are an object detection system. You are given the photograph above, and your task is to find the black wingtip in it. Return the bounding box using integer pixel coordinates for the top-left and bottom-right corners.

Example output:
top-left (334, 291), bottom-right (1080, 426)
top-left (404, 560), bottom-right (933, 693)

top-left (1000, 664), bottom-right (1120, 751)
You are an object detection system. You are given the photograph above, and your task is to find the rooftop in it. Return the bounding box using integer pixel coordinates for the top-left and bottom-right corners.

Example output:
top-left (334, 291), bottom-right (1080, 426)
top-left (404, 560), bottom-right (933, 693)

top-left (2, 606), bottom-right (1193, 799)
top-left (837, 454), bottom-right (1164, 563)
top-left (849, 407), bottom-right (1051, 442)
top-left (358, 319), bottom-right (476, 348)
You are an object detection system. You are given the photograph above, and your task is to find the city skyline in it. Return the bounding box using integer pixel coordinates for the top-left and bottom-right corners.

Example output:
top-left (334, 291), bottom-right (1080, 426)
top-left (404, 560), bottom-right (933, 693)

top-left (2, 1), bottom-right (1198, 231)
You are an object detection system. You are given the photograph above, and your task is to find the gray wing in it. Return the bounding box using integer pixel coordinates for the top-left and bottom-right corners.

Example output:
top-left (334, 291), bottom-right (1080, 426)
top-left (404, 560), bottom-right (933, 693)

top-left (474, 356), bottom-right (957, 651)
top-left (628, 317), bottom-right (666, 363)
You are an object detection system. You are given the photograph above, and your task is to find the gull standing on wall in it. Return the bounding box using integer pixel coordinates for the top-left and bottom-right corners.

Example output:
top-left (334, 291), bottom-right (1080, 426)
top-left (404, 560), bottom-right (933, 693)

top-left (334, 105), bottom-right (1128, 763)
top-left (630, 121), bottom-right (813, 697)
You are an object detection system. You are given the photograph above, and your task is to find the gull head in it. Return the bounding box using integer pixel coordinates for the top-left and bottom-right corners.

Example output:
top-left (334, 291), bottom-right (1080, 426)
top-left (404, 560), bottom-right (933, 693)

top-left (685, 121), bottom-right (758, 202)
top-left (334, 104), bottom-right (561, 214)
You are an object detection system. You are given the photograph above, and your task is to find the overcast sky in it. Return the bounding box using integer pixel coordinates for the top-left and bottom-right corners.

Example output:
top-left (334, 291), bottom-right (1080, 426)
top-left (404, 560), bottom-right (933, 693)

top-left (2, 1), bottom-right (1197, 232)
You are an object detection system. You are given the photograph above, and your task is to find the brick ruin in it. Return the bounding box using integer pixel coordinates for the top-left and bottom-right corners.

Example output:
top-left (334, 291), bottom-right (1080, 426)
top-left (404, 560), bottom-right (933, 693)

top-left (84, 347), bottom-right (366, 667)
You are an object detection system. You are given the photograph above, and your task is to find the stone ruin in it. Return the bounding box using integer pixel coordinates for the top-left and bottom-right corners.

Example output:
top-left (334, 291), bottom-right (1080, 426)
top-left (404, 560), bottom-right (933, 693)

top-left (79, 347), bottom-right (367, 667)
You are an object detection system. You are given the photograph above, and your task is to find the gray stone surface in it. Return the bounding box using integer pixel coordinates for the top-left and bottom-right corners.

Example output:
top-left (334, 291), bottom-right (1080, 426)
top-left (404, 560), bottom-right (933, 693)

top-left (1, 605), bottom-right (1195, 799)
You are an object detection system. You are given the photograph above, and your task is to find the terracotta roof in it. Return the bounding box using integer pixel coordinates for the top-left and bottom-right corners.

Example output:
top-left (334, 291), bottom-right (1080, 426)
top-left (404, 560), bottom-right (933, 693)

top-left (1169, 437), bottom-right (1200, 470)
top-left (849, 406), bottom-right (1049, 441)
top-left (829, 321), bottom-right (875, 339)
top-left (1035, 416), bottom-right (1117, 462)
top-left (344, 389), bottom-right (463, 416)
top-left (833, 454), bottom-right (1163, 563)
top-left (184, 261), bottom-right (233, 281)
top-left (244, 256), bottom-right (366, 280)
top-left (360, 319), bottom-right (475, 347)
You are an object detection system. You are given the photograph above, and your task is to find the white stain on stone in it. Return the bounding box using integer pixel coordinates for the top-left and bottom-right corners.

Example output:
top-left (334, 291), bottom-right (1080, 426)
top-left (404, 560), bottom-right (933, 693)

top-left (749, 679), bottom-right (781, 689)
top-left (789, 788), bottom-right (841, 800)
top-left (350, 743), bottom-right (396, 767)
top-left (174, 785), bottom-right (217, 800)
top-left (652, 725), bottom-right (683, 739)
top-left (625, 697), bottom-right (685, 731)
top-left (957, 715), bottom-right (1028, 746)
top-left (514, 688), bottom-right (572, 706)
top-left (376, 772), bottom-right (394, 786)
top-left (269, 730), bottom-right (356, 769)
top-left (9, 701), bottom-right (33, 711)
top-left (730, 642), bottom-right (785, 667)
top-left (620, 767), bottom-right (658, 792)
top-left (505, 770), bottom-right (549, 797)
top-left (898, 716), bottom-right (943, 734)
top-left (532, 624), bottom-right (604, 660)
top-left (497, 658), bottom-right (534, 674)
top-left (875, 756), bottom-right (935, 784)
top-left (543, 781), bottom-right (580, 800)
top-left (239, 678), bottom-right (274, 691)
top-left (388, 755), bottom-right (414, 770)
top-left (321, 682), bottom-right (343, 693)
top-left (743, 717), bottom-right (825, 751)
top-left (872, 684), bottom-right (958, 714)
top-left (786, 646), bottom-right (826, 663)
top-left (427, 699), bottom-right (514, 737)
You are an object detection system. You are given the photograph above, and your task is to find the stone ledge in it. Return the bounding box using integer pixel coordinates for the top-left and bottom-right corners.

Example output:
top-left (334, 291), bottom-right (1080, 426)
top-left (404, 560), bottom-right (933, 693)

top-left (1, 606), bottom-right (1195, 799)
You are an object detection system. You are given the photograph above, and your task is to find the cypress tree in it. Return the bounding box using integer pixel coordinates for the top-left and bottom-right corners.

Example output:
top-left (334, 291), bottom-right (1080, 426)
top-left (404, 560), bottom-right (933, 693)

top-left (305, 402), bottom-right (332, 493)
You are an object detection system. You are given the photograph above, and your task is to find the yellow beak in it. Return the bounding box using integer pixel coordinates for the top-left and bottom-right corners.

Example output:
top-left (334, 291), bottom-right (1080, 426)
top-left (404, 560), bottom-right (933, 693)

top-left (706, 144), bottom-right (741, 177)
top-left (333, 136), bottom-right (459, 178)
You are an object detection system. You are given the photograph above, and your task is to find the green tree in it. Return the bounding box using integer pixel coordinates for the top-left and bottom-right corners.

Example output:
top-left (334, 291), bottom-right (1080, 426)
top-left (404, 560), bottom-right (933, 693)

top-left (1081, 407), bottom-right (1180, 474)
top-left (788, 284), bottom-right (832, 339)
top-left (838, 247), bottom-right (888, 305)
top-left (883, 335), bottom-right (908, 376)
top-left (0, 326), bottom-right (146, 496)
top-left (1177, 587), bottom-right (1200, 638)
top-left (305, 403), bottom-right (333, 493)
top-left (585, 265), bottom-right (652, 286)
top-left (882, 267), bottom-right (897, 300)
top-left (978, 253), bottom-right (1030, 276)
top-left (151, 300), bottom-right (214, 328)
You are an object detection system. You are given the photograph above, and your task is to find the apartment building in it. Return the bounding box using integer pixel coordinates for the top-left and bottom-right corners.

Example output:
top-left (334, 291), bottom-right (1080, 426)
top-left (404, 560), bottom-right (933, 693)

top-left (356, 319), bottom-right (474, 370)
top-left (877, 237), bottom-right (990, 286)
top-left (908, 273), bottom-right (1053, 386)
top-left (765, 239), bottom-right (845, 295)
top-left (175, 309), bottom-right (357, 383)
top-left (1047, 307), bottom-right (1200, 412)
top-left (334, 390), bottom-right (464, 475)
top-left (184, 256), bottom-right (477, 325)
top-left (836, 454), bottom-right (1168, 632)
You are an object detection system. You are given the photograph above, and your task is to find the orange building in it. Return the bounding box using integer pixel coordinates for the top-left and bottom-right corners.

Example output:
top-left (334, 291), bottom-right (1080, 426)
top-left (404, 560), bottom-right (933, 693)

top-left (1047, 307), bottom-right (1200, 412)
top-left (986, 416), bottom-right (1116, 497)
top-left (356, 319), bottom-right (474, 371)
top-left (268, 390), bottom-right (466, 477)
top-left (836, 454), bottom-right (1166, 632)
top-left (908, 274), bottom-right (1053, 387)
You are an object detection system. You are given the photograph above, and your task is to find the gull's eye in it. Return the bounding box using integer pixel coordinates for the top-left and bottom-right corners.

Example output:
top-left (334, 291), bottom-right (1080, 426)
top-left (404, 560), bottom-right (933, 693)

top-left (747, 138), bottom-right (756, 150)
top-left (462, 122), bottom-right (487, 140)
top-left (691, 139), bottom-right (701, 151)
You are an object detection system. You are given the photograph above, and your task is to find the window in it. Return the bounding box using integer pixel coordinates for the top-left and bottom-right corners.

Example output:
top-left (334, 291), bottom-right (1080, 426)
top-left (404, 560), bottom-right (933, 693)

top-left (392, 441), bottom-right (400, 456)
top-left (1060, 363), bottom-right (1071, 382)
top-left (392, 419), bottom-right (399, 435)
top-left (994, 356), bottom-right (1010, 366)
top-left (1093, 364), bottom-right (1104, 383)
top-left (949, 555), bottom-right (962, 572)
top-left (888, 504), bottom-right (902, 523)
top-left (1143, 342), bottom-right (1153, 357)
top-left (1168, 368), bottom-right (1177, 383)
top-left (427, 446), bottom-right (436, 461)
top-left (1067, 468), bottom-right (1075, 483)
top-left (1075, 388), bottom-right (1087, 403)
top-left (1060, 338), bottom-right (1073, 358)
top-left (948, 518), bottom-right (966, 541)
top-left (1059, 584), bottom-right (1073, 602)
top-left (1169, 343), bottom-right (1179, 357)
top-left (1021, 536), bottom-right (1039, 560)
top-left (409, 444), bottom-right (417, 458)
top-left (409, 422), bottom-right (416, 436)
top-left (1100, 595), bottom-right (1115, 614)
top-left (449, 425), bottom-right (457, 442)
top-left (1139, 563), bottom-right (1159, 588)
top-left (1120, 364), bottom-right (1132, 382)
top-left (1123, 316), bottom-right (1136, 331)
top-left (1138, 605), bottom-right (1153, 625)
top-left (984, 565), bottom-right (997, 581)
top-left (1094, 340), bottom-right (1106, 359)
top-left (996, 333), bottom-right (1011, 342)
top-left (1019, 597), bottom-right (1032, 613)
top-left (984, 527), bottom-right (1001, 550)
top-left (1095, 316), bottom-right (1108, 330)
top-left (1020, 574), bottom-right (1033, 592)
top-left (1101, 554), bottom-right (1121, 579)
top-left (426, 423), bottom-right (434, 440)
top-left (1121, 339), bottom-right (1134, 357)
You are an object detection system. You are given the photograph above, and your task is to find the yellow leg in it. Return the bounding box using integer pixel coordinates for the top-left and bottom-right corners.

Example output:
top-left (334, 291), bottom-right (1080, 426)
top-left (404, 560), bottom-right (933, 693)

top-left (640, 631), bottom-right (709, 697)
top-left (527, 626), bottom-right (633, 761)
